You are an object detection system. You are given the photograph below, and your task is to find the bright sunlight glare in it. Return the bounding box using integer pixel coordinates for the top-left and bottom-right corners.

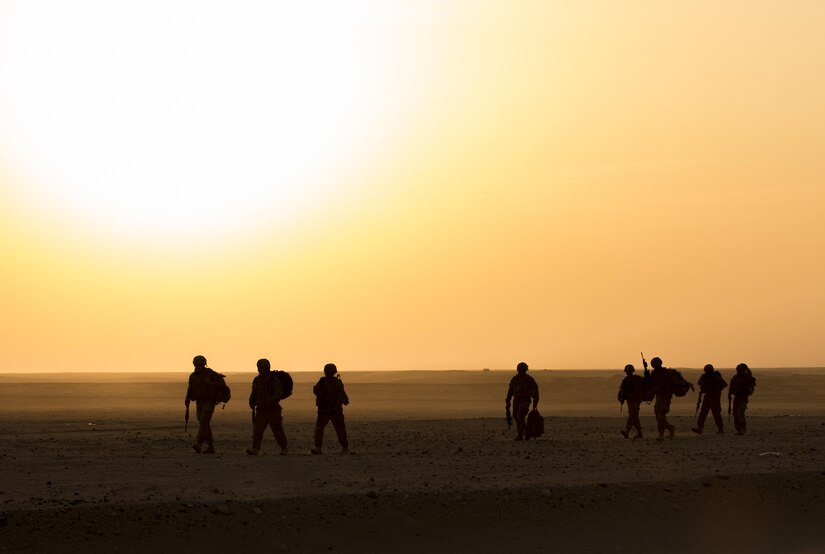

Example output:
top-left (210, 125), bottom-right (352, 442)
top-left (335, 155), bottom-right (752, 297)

top-left (0, 1), bottom-right (397, 243)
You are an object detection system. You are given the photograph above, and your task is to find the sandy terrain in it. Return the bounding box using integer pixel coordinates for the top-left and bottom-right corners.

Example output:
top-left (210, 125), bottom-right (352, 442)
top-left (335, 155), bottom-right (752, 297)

top-left (1, 370), bottom-right (824, 553)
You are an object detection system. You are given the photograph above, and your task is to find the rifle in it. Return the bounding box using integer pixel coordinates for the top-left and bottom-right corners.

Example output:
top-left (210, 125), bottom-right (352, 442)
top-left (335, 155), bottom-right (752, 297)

top-left (251, 407), bottom-right (257, 426)
top-left (695, 392), bottom-right (703, 417)
top-left (505, 406), bottom-right (512, 429)
top-left (641, 352), bottom-right (647, 371)
top-left (184, 404), bottom-right (190, 433)
top-left (727, 395), bottom-right (732, 422)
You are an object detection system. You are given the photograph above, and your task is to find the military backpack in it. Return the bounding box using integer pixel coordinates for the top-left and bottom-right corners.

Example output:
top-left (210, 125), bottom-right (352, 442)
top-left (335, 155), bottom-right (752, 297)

top-left (273, 370), bottom-right (293, 400)
top-left (192, 369), bottom-right (231, 404)
top-left (668, 368), bottom-right (694, 398)
top-left (526, 409), bottom-right (545, 439)
top-left (211, 372), bottom-right (231, 404)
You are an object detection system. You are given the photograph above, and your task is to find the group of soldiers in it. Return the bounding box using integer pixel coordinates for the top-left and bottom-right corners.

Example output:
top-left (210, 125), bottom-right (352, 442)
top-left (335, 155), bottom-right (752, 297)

top-left (184, 355), bottom-right (350, 455)
top-left (503, 358), bottom-right (758, 442)
top-left (617, 357), bottom-right (757, 440)
top-left (185, 355), bottom-right (758, 452)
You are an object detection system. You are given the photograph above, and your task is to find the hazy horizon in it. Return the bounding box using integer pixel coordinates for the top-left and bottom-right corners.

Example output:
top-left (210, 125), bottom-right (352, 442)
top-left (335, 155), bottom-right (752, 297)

top-left (2, 366), bottom-right (824, 378)
top-left (2, 1), bottom-right (824, 373)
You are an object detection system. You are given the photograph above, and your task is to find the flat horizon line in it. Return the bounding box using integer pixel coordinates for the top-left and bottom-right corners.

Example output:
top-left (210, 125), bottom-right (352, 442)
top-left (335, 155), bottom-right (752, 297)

top-left (2, 366), bottom-right (825, 375)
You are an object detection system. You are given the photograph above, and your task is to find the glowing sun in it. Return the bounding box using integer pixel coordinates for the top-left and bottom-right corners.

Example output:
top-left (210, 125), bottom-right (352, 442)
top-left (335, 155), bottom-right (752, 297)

top-left (0, 2), bottom-right (396, 242)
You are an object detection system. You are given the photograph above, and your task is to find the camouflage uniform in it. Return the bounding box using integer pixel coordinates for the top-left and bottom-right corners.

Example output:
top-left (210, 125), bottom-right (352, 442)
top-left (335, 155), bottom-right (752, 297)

top-left (249, 372), bottom-right (288, 452)
top-left (185, 366), bottom-right (220, 451)
top-left (618, 374), bottom-right (646, 438)
top-left (650, 367), bottom-right (675, 438)
top-left (313, 376), bottom-right (349, 451)
top-left (729, 370), bottom-right (756, 435)
top-left (695, 371), bottom-right (727, 433)
top-left (506, 372), bottom-right (539, 440)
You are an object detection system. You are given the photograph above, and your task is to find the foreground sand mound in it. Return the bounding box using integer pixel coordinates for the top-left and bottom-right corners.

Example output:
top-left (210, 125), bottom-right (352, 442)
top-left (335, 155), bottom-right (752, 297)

top-left (3, 472), bottom-right (825, 553)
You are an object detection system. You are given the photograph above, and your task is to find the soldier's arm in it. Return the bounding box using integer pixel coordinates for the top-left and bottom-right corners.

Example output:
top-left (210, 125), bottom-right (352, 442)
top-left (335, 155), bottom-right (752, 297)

top-left (532, 379), bottom-right (539, 408)
top-left (340, 382), bottom-right (350, 406)
top-left (248, 383), bottom-right (255, 409)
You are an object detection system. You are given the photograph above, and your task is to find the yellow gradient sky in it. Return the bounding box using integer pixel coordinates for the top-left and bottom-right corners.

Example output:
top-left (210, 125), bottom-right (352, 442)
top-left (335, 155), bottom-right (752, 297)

top-left (1, 1), bottom-right (824, 372)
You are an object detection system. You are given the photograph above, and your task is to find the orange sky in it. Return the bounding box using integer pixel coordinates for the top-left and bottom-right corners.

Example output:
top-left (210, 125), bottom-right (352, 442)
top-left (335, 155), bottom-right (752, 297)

top-left (1, 1), bottom-right (824, 372)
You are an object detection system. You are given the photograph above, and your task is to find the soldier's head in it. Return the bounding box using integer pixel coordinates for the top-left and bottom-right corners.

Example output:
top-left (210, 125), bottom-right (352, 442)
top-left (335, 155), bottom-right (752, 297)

top-left (736, 362), bottom-right (749, 375)
top-left (624, 364), bottom-right (635, 375)
top-left (650, 357), bottom-right (663, 369)
top-left (704, 364), bottom-right (714, 374)
top-left (324, 363), bottom-right (338, 377)
top-left (516, 362), bottom-right (529, 374)
top-left (256, 358), bottom-right (271, 375)
top-left (192, 355), bottom-right (207, 369)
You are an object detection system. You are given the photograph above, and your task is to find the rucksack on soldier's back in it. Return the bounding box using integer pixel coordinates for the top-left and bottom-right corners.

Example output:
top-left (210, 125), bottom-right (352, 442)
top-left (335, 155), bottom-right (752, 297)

top-left (212, 371), bottom-right (231, 404)
top-left (273, 370), bottom-right (293, 400)
top-left (191, 368), bottom-right (230, 404)
top-left (668, 368), bottom-right (694, 398)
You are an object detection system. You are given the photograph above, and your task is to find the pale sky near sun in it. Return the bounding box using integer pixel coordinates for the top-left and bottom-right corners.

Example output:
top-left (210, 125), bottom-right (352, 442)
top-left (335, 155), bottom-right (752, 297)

top-left (1, 0), bottom-right (824, 373)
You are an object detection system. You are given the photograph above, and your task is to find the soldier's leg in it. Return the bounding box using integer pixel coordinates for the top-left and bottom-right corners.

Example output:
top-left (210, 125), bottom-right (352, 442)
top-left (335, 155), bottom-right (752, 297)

top-left (710, 400), bottom-right (724, 432)
top-left (197, 401), bottom-right (216, 446)
top-left (514, 401), bottom-right (529, 439)
top-left (622, 411), bottom-right (632, 437)
top-left (659, 396), bottom-right (674, 438)
top-left (732, 402), bottom-right (740, 433)
top-left (330, 410), bottom-right (348, 450)
top-left (733, 398), bottom-right (748, 434)
top-left (741, 398), bottom-right (748, 433)
top-left (628, 402), bottom-right (642, 437)
top-left (732, 397), bottom-right (741, 433)
top-left (196, 402), bottom-right (207, 445)
top-left (654, 398), bottom-right (666, 436)
top-left (696, 401), bottom-right (710, 431)
top-left (268, 409), bottom-right (288, 451)
top-left (250, 410), bottom-right (269, 451)
top-left (314, 412), bottom-right (331, 449)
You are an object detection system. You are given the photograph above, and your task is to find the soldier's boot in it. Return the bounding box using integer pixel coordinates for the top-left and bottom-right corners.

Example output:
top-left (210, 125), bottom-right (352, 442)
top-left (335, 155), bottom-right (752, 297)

top-left (202, 443), bottom-right (216, 454)
top-left (620, 430), bottom-right (629, 439)
top-left (668, 424), bottom-right (676, 439)
top-left (311, 447), bottom-right (323, 455)
top-left (246, 448), bottom-right (259, 455)
top-left (633, 431), bottom-right (643, 439)
top-left (691, 427), bottom-right (703, 435)
top-left (716, 427), bottom-right (724, 434)
top-left (656, 433), bottom-right (664, 441)
top-left (279, 447), bottom-right (289, 456)
top-left (192, 443), bottom-right (202, 454)
top-left (515, 435), bottom-right (524, 441)
top-left (340, 448), bottom-right (350, 455)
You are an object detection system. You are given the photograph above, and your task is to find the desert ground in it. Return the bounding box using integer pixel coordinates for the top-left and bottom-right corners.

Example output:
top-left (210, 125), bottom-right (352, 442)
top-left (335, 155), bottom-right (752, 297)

top-left (1, 369), bottom-right (824, 553)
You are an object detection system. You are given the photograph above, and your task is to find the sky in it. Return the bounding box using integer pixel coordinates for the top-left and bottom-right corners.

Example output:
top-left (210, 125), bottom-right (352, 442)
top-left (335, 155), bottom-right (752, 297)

top-left (1, 0), bottom-right (824, 372)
